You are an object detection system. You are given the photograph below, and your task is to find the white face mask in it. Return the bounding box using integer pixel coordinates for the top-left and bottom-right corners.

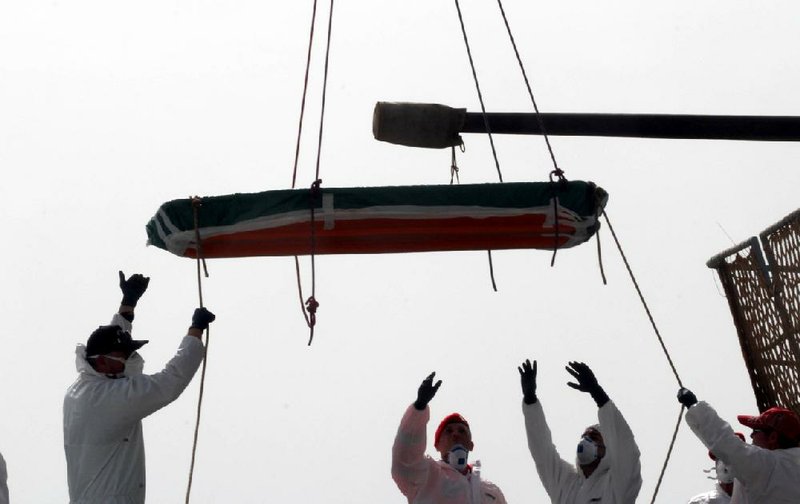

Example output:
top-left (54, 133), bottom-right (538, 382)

top-left (93, 352), bottom-right (144, 379)
top-left (716, 459), bottom-right (734, 484)
top-left (87, 354), bottom-right (127, 379)
top-left (576, 436), bottom-right (599, 466)
top-left (447, 444), bottom-right (469, 472)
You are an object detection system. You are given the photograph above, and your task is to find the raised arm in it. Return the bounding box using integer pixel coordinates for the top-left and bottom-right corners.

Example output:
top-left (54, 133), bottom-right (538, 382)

top-left (102, 308), bottom-right (215, 426)
top-left (679, 388), bottom-right (778, 491)
top-left (520, 359), bottom-right (580, 499)
top-left (569, 361), bottom-right (642, 502)
top-left (598, 401), bottom-right (643, 503)
top-left (392, 372), bottom-right (441, 500)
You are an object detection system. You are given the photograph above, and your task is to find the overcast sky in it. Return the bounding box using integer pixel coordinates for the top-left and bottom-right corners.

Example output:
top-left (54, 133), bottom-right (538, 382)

top-left (2, 1), bottom-right (800, 502)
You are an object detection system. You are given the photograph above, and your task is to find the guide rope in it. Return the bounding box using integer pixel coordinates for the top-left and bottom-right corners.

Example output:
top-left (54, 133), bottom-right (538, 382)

top-left (602, 210), bottom-right (685, 503)
top-left (185, 197), bottom-right (211, 503)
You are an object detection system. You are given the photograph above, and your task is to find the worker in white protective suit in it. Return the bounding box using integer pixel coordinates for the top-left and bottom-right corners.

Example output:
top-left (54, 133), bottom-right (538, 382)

top-left (392, 372), bottom-right (507, 504)
top-left (678, 387), bottom-right (800, 504)
top-left (518, 359), bottom-right (642, 504)
top-left (63, 271), bottom-right (216, 504)
top-left (0, 449), bottom-right (8, 504)
top-left (687, 432), bottom-right (745, 504)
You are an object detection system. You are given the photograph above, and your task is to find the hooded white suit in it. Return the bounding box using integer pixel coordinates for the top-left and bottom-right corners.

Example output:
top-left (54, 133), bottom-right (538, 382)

top-left (685, 401), bottom-right (800, 504)
top-left (63, 313), bottom-right (205, 504)
top-left (392, 404), bottom-right (507, 504)
top-left (522, 399), bottom-right (642, 504)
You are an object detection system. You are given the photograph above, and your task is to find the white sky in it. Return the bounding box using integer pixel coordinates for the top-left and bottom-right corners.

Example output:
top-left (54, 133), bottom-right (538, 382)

top-left (1, 1), bottom-right (800, 502)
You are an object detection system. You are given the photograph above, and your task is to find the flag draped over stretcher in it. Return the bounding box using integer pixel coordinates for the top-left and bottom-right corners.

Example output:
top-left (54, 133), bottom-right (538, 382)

top-left (145, 181), bottom-right (608, 259)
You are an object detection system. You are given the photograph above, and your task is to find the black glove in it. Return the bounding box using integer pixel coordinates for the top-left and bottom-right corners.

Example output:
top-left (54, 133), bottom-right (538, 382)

top-left (518, 359), bottom-right (538, 404)
top-left (566, 361), bottom-right (609, 408)
top-left (414, 372), bottom-right (442, 411)
top-left (191, 307), bottom-right (216, 330)
top-left (119, 271), bottom-right (150, 307)
top-left (677, 387), bottom-right (698, 408)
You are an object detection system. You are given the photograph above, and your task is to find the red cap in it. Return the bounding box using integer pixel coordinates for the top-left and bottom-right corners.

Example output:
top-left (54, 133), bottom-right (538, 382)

top-left (708, 432), bottom-right (745, 460)
top-left (434, 413), bottom-right (469, 448)
top-left (738, 407), bottom-right (800, 442)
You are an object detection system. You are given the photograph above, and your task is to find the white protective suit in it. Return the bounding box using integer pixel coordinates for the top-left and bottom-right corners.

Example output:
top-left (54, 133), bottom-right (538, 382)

top-left (685, 401), bottom-right (800, 504)
top-left (63, 313), bottom-right (205, 504)
top-left (687, 483), bottom-right (732, 504)
top-left (392, 404), bottom-right (507, 504)
top-left (522, 399), bottom-right (642, 504)
top-left (0, 450), bottom-right (8, 504)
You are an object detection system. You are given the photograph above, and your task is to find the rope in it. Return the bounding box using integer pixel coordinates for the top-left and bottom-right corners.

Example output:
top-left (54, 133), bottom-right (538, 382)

top-left (602, 210), bottom-right (683, 387)
top-left (650, 406), bottom-right (685, 504)
top-left (185, 198), bottom-right (211, 504)
top-left (453, 0), bottom-right (503, 183)
top-left (191, 197), bottom-right (209, 279)
top-left (595, 206), bottom-right (607, 285)
top-left (494, 0), bottom-right (569, 265)
top-left (602, 210), bottom-right (684, 503)
top-left (294, 257), bottom-right (312, 327)
top-left (453, 0), bottom-right (505, 290)
top-left (305, 179), bottom-right (323, 345)
top-left (492, 4), bottom-right (679, 500)
top-left (291, 0), bottom-right (320, 189)
top-left (495, 0), bottom-right (562, 176)
top-left (487, 251), bottom-right (498, 292)
top-left (314, 0), bottom-right (334, 182)
top-left (548, 178), bottom-right (562, 267)
top-left (293, 0), bottom-right (334, 345)
top-left (450, 145), bottom-right (461, 184)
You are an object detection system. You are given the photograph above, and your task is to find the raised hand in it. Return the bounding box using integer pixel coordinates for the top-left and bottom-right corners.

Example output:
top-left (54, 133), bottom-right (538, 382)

top-left (518, 359), bottom-right (538, 404)
top-left (566, 361), bottom-right (609, 408)
top-left (119, 271), bottom-right (150, 307)
top-left (414, 372), bottom-right (442, 411)
top-left (191, 307), bottom-right (216, 330)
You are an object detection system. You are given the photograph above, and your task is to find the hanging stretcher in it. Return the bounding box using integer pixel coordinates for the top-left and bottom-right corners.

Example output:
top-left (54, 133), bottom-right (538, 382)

top-left (146, 181), bottom-right (607, 259)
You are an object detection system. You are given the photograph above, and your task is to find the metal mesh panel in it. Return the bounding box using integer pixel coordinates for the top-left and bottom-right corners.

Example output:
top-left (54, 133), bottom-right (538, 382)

top-left (708, 209), bottom-right (800, 415)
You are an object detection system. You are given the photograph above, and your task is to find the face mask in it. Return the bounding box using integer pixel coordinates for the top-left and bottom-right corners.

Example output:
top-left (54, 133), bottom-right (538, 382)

top-left (447, 444), bottom-right (469, 472)
top-left (95, 352), bottom-right (144, 379)
top-left (716, 460), bottom-right (734, 484)
top-left (87, 354), bottom-right (127, 379)
top-left (576, 436), bottom-right (599, 465)
top-left (104, 360), bottom-right (127, 379)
